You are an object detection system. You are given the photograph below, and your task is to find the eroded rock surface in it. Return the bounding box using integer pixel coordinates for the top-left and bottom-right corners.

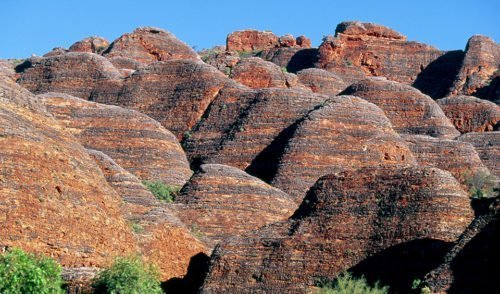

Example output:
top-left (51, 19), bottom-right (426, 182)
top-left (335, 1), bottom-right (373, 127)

top-left (0, 76), bottom-right (136, 267)
top-left (37, 92), bottom-right (192, 186)
top-left (174, 164), bottom-right (297, 246)
top-left (103, 27), bottom-right (199, 64)
top-left (296, 68), bottom-right (347, 95)
top-left (458, 132), bottom-right (500, 177)
top-left (341, 78), bottom-right (460, 138)
top-left (68, 36), bottom-right (110, 54)
top-left (261, 96), bottom-right (416, 202)
top-left (201, 166), bottom-right (474, 293)
top-left (437, 95), bottom-right (500, 133)
top-left (229, 57), bottom-right (289, 89)
top-left (316, 21), bottom-right (442, 84)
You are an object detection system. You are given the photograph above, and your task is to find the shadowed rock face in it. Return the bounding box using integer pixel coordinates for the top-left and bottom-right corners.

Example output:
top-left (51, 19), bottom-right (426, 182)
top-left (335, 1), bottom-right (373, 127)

top-left (37, 92), bottom-right (192, 186)
top-left (174, 164), bottom-right (297, 247)
top-left (109, 59), bottom-right (242, 139)
top-left (201, 166), bottom-right (474, 293)
top-left (17, 52), bottom-right (123, 100)
top-left (402, 134), bottom-right (490, 184)
top-left (229, 57), bottom-right (289, 89)
top-left (87, 150), bottom-right (208, 281)
top-left (68, 36), bottom-right (110, 54)
top-left (296, 68), bottom-right (347, 96)
top-left (436, 95), bottom-right (500, 133)
top-left (0, 76), bottom-right (136, 267)
top-left (316, 21), bottom-right (443, 84)
top-left (458, 132), bottom-right (500, 177)
top-left (103, 27), bottom-right (199, 64)
top-left (449, 35), bottom-right (500, 102)
top-left (341, 78), bottom-right (460, 138)
top-left (205, 88), bottom-right (329, 169)
top-left (265, 96), bottom-right (416, 202)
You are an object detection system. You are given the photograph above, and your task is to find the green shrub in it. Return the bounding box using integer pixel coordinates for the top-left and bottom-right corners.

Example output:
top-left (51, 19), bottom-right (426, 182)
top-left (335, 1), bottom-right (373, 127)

top-left (92, 256), bottom-right (162, 294)
top-left (0, 248), bottom-right (64, 294)
top-left (463, 170), bottom-right (498, 199)
top-left (129, 221), bottom-right (144, 234)
top-left (317, 272), bottom-right (388, 294)
top-left (142, 180), bottom-right (180, 202)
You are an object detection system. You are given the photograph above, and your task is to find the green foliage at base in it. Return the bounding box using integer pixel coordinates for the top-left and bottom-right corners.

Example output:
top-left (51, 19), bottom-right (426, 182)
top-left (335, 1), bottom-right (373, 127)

top-left (142, 180), bottom-right (180, 202)
top-left (317, 272), bottom-right (389, 294)
top-left (463, 170), bottom-right (498, 199)
top-left (91, 256), bottom-right (162, 294)
top-left (0, 248), bottom-right (64, 294)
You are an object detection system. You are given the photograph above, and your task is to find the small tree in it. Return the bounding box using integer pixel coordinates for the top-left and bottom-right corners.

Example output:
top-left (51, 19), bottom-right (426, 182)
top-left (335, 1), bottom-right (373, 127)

top-left (463, 170), bottom-right (498, 199)
top-left (92, 256), bottom-right (162, 294)
top-left (317, 272), bottom-right (389, 294)
top-left (142, 180), bottom-right (180, 202)
top-left (0, 248), bottom-right (64, 294)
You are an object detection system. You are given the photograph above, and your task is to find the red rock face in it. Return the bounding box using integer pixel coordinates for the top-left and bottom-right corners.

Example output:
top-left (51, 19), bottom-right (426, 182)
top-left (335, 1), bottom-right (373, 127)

top-left (296, 68), bottom-right (347, 95)
top-left (37, 92), bottom-right (192, 186)
top-left (201, 166), bottom-right (474, 293)
top-left (449, 35), bottom-right (500, 101)
top-left (341, 78), bottom-right (460, 138)
top-left (402, 134), bottom-right (489, 184)
top-left (205, 88), bottom-right (329, 169)
top-left (17, 52), bottom-right (123, 100)
top-left (103, 27), bottom-right (199, 64)
top-left (316, 21), bottom-right (443, 84)
top-left (265, 96), bottom-right (416, 202)
top-left (0, 76), bottom-right (137, 267)
top-left (174, 164), bottom-right (297, 247)
top-left (226, 30), bottom-right (280, 52)
top-left (436, 96), bottom-right (500, 133)
top-left (68, 36), bottom-right (110, 54)
top-left (229, 57), bottom-right (290, 89)
top-left (111, 59), bottom-right (242, 139)
top-left (458, 132), bottom-right (500, 177)
top-left (87, 150), bottom-right (208, 281)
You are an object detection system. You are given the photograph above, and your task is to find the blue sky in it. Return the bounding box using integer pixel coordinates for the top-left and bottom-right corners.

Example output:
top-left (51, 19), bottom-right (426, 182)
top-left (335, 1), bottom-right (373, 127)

top-left (1, 0), bottom-right (498, 59)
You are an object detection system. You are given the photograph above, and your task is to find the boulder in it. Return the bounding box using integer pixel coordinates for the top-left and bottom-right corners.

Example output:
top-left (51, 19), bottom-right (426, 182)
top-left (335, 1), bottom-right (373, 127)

top-left (316, 21), bottom-right (443, 84)
top-left (296, 68), bottom-right (347, 95)
top-left (263, 96), bottom-right (417, 202)
top-left (341, 78), bottom-right (460, 138)
top-left (17, 52), bottom-right (123, 100)
top-left (436, 95), bottom-right (500, 133)
top-left (174, 164), bottom-right (297, 246)
top-left (229, 57), bottom-right (289, 89)
top-left (68, 36), bottom-right (109, 54)
top-left (37, 92), bottom-right (192, 186)
top-left (201, 166), bottom-right (474, 293)
top-left (449, 35), bottom-right (500, 102)
top-left (103, 27), bottom-right (199, 64)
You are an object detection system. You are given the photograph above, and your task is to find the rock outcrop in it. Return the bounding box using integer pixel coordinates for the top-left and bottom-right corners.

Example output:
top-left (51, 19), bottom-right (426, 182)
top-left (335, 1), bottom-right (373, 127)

top-left (316, 21), bottom-right (443, 84)
top-left (68, 36), bottom-right (110, 54)
top-left (296, 68), bottom-right (347, 95)
top-left (449, 35), bottom-right (500, 102)
top-left (17, 52), bottom-right (123, 100)
top-left (226, 30), bottom-right (279, 52)
top-left (436, 95), bottom-right (500, 133)
top-left (103, 27), bottom-right (199, 64)
top-left (37, 92), bottom-right (192, 186)
top-left (341, 78), bottom-right (460, 138)
top-left (205, 88), bottom-right (329, 169)
top-left (402, 134), bottom-right (489, 184)
top-left (229, 57), bottom-right (289, 89)
top-left (261, 96), bottom-right (416, 202)
top-left (458, 132), bottom-right (500, 177)
top-left (0, 76), bottom-right (136, 267)
top-left (201, 166), bottom-right (474, 293)
top-left (112, 59), bottom-right (244, 138)
top-left (87, 150), bottom-right (208, 281)
top-left (174, 164), bottom-right (297, 246)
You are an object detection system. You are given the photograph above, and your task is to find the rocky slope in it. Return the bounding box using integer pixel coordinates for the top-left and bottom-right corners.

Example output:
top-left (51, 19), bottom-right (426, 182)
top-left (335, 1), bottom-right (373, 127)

top-left (2, 20), bottom-right (499, 292)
